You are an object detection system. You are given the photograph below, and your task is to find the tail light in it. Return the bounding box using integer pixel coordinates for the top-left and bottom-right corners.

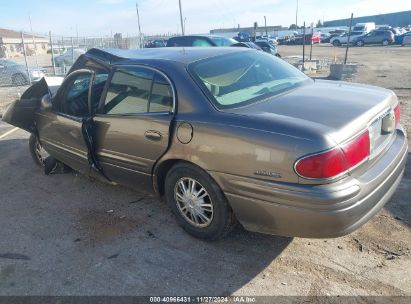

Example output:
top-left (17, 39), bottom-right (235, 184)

top-left (295, 130), bottom-right (370, 179)
top-left (394, 103), bottom-right (400, 128)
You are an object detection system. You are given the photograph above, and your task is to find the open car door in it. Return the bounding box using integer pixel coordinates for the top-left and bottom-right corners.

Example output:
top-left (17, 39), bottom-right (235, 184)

top-left (34, 69), bottom-right (110, 178)
top-left (2, 77), bottom-right (63, 132)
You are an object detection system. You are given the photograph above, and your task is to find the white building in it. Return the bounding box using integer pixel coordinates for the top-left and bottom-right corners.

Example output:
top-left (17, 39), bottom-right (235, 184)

top-left (0, 28), bottom-right (48, 58)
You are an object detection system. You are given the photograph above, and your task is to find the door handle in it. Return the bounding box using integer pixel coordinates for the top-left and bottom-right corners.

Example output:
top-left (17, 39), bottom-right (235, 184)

top-left (145, 130), bottom-right (162, 141)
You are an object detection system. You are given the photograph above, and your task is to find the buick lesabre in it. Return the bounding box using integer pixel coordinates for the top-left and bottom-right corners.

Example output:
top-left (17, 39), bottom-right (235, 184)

top-left (3, 48), bottom-right (407, 239)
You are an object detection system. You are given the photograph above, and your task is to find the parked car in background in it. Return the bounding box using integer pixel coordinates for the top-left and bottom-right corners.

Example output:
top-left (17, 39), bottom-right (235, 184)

top-left (255, 37), bottom-right (278, 45)
top-left (233, 31), bottom-right (251, 42)
top-left (3, 47), bottom-right (407, 240)
top-left (0, 59), bottom-right (46, 86)
top-left (395, 31), bottom-right (411, 44)
top-left (145, 39), bottom-right (167, 48)
top-left (402, 32), bottom-right (411, 45)
top-left (53, 48), bottom-right (86, 67)
top-left (311, 33), bottom-right (321, 44)
top-left (231, 41), bottom-right (262, 50)
top-left (330, 31), bottom-right (365, 46)
top-left (319, 33), bottom-right (331, 43)
top-left (377, 26), bottom-right (404, 36)
top-left (254, 40), bottom-right (281, 57)
top-left (352, 30), bottom-right (394, 46)
top-left (353, 22), bottom-right (375, 33)
top-left (166, 35), bottom-right (237, 47)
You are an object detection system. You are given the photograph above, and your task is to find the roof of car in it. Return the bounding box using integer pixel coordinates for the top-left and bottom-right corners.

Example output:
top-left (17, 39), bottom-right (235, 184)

top-left (168, 35), bottom-right (229, 39)
top-left (85, 47), bottom-right (249, 65)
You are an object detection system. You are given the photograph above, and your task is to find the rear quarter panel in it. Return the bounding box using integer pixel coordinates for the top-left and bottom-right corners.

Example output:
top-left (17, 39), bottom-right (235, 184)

top-left (161, 112), bottom-right (337, 185)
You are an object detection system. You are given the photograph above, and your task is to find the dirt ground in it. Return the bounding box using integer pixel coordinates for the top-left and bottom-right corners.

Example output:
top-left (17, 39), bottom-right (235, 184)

top-left (0, 45), bottom-right (410, 297)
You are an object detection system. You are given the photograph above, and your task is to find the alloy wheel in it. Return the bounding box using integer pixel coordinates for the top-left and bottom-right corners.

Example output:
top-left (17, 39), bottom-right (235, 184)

top-left (34, 139), bottom-right (49, 166)
top-left (174, 177), bottom-right (214, 228)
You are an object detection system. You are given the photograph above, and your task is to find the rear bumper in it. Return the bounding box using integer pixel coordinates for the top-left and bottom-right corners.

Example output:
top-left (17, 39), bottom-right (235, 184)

top-left (210, 128), bottom-right (408, 238)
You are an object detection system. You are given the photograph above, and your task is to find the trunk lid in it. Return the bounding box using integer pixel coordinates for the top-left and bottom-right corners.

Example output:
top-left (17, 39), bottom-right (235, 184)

top-left (229, 80), bottom-right (398, 146)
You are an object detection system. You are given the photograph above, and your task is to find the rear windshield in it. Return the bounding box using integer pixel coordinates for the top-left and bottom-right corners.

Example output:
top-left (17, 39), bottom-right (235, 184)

top-left (189, 51), bottom-right (310, 109)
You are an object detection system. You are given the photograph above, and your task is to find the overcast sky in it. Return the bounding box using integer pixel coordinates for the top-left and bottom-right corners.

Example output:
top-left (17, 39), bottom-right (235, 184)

top-left (1, 0), bottom-right (411, 37)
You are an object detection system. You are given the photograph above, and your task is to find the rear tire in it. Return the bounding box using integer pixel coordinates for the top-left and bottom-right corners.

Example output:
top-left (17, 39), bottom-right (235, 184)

top-left (332, 40), bottom-right (340, 47)
top-left (165, 163), bottom-right (236, 240)
top-left (357, 40), bottom-right (364, 47)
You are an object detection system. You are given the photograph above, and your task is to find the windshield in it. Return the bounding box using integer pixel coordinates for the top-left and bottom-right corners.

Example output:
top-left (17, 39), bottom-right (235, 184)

top-left (189, 51), bottom-right (310, 109)
top-left (210, 37), bottom-right (237, 46)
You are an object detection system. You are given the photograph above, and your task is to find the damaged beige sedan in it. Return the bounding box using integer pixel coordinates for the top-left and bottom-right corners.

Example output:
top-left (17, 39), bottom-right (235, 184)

top-left (3, 48), bottom-right (407, 240)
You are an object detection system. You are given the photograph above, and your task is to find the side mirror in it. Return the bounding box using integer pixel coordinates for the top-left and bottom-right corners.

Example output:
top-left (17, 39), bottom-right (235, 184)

top-left (41, 94), bottom-right (53, 110)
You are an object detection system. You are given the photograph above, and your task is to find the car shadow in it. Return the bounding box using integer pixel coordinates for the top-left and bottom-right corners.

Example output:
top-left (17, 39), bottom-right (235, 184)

top-left (384, 152), bottom-right (411, 229)
top-left (0, 137), bottom-right (408, 295)
top-left (0, 137), bottom-right (292, 296)
top-left (152, 227), bottom-right (293, 295)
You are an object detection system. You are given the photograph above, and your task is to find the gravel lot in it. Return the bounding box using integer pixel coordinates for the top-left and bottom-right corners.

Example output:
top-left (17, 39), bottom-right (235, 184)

top-left (0, 45), bottom-right (410, 297)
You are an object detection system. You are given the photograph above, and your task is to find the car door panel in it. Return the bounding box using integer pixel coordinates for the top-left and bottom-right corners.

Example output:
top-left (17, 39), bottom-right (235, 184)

top-left (91, 66), bottom-right (174, 190)
top-left (370, 34), bottom-right (378, 43)
top-left (93, 114), bottom-right (172, 190)
top-left (36, 110), bottom-right (89, 173)
top-left (35, 68), bottom-right (108, 176)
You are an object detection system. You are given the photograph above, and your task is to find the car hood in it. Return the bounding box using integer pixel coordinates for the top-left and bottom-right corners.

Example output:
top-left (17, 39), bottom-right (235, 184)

top-left (229, 79), bottom-right (397, 144)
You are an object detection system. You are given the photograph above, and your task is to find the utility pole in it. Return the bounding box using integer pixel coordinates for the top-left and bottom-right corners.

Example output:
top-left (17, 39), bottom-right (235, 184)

top-left (49, 31), bottom-right (56, 76)
top-left (28, 15), bottom-right (39, 69)
top-left (310, 22), bottom-right (314, 60)
top-left (264, 16), bottom-right (268, 39)
top-left (295, 0), bottom-right (299, 29)
top-left (136, 3), bottom-right (143, 48)
top-left (20, 31), bottom-right (31, 85)
top-left (344, 13), bottom-right (354, 64)
top-left (302, 21), bottom-right (306, 66)
top-left (76, 24), bottom-right (79, 47)
top-left (179, 0), bottom-right (185, 35)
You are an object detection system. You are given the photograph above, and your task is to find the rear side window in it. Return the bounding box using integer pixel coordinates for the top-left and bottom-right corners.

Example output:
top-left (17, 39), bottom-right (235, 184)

top-left (167, 37), bottom-right (193, 47)
top-left (102, 67), bottom-right (173, 115)
top-left (192, 39), bottom-right (213, 47)
top-left (149, 73), bottom-right (173, 112)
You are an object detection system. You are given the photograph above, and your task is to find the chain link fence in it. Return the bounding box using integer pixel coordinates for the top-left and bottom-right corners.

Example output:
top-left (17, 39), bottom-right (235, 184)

top-left (0, 32), bottom-right (147, 115)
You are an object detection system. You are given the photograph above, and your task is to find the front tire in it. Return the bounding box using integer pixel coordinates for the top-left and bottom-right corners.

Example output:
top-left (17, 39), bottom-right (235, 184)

top-left (165, 163), bottom-right (236, 240)
top-left (29, 134), bottom-right (48, 167)
top-left (356, 40), bottom-right (364, 47)
top-left (382, 39), bottom-right (389, 46)
top-left (332, 40), bottom-right (340, 47)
